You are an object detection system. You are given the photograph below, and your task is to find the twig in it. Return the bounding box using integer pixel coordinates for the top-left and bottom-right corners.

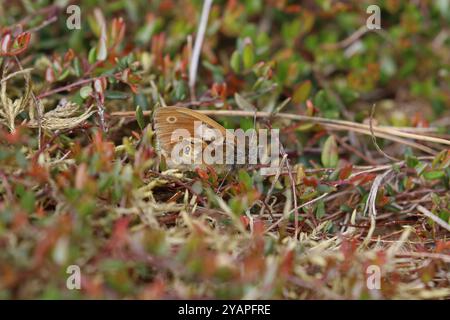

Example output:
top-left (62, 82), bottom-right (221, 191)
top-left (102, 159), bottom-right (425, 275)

top-left (25, 15), bottom-right (58, 33)
top-left (94, 93), bottom-right (107, 132)
top-left (397, 251), bottom-right (450, 263)
top-left (111, 109), bottom-right (450, 152)
top-left (0, 68), bottom-right (33, 83)
top-left (37, 77), bottom-right (99, 99)
top-left (37, 79), bottom-right (91, 99)
top-left (322, 25), bottom-right (393, 50)
top-left (322, 26), bottom-right (369, 50)
top-left (280, 144), bottom-right (300, 238)
top-left (325, 123), bottom-right (437, 154)
top-left (13, 56), bottom-right (43, 148)
top-left (265, 192), bottom-right (329, 233)
top-left (370, 104), bottom-right (400, 161)
top-left (147, 170), bottom-right (206, 206)
top-left (260, 154), bottom-right (287, 218)
top-left (385, 127), bottom-right (440, 133)
top-left (287, 276), bottom-right (343, 300)
top-left (189, 0), bottom-right (213, 101)
top-left (417, 205), bottom-right (450, 232)
top-left (265, 155), bottom-right (287, 204)
top-left (361, 169), bottom-right (394, 248)
top-left (112, 109), bottom-right (450, 145)
top-left (16, 4), bottom-right (59, 26)
top-left (349, 157), bottom-right (433, 177)
top-left (334, 134), bottom-right (378, 165)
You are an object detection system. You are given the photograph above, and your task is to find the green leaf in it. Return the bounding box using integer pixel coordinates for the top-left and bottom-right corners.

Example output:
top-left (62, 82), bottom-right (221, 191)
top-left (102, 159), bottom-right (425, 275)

top-left (136, 105), bottom-right (145, 130)
top-left (57, 69), bottom-right (70, 81)
top-left (405, 155), bottom-right (419, 168)
top-left (20, 191), bottom-right (35, 214)
top-left (415, 162), bottom-right (428, 176)
top-left (242, 40), bottom-right (255, 69)
top-left (321, 136), bottom-right (339, 168)
top-left (88, 47), bottom-right (97, 64)
top-left (239, 117), bottom-right (254, 131)
top-left (238, 169), bottom-right (253, 190)
top-left (230, 50), bottom-right (241, 73)
top-left (173, 80), bottom-right (187, 100)
top-left (80, 86), bottom-right (93, 99)
top-left (317, 184), bottom-right (336, 193)
top-left (73, 58), bottom-right (82, 77)
top-left (292, 80), bottom-right (312, 104)
top-left (423, 170), bottom-right (445, 180)
top-left (314, 90), bottom-right (327, 109)
top-left (439, 210), bottom-right (450, 223)
top-left (229, 198), bottom-right (245, 216)
top-left (274, 97), bottom-right (291, 113)
top-left (133, 92), bottom-right (149, 110)
top-left (315, 200), bottom-right (325, 218)
top-left (432, 149), bottom-right (448, 169)
top-left (105, 91), bottom-right (129, 100)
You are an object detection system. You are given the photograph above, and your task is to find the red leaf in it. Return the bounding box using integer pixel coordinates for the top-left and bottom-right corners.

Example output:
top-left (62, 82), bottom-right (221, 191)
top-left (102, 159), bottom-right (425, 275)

top-left (280, 250), bottom-right (294, 275)
top-left (253, 219), bottom-right (265, 235)
top-left (349, 173), bottom-right (376, 185)
top-left (339, 164), bottom-right (353, 180)
top-left (108, 217), bottom-right (131, 250)
top-left (110, 17), bottom-right (126, 49)
top-left (64, 49), bottom-right (75, 64)
top-left (0, 33), bottom-right (11, 53)
top-left (240, 216), bottom-right (250, 228)
top-left (195, 168), bottom-right (209, 180)
top-left (303, 176), bottom-right (318, 187)
top-left (0, 32), bottom-right (31, 56)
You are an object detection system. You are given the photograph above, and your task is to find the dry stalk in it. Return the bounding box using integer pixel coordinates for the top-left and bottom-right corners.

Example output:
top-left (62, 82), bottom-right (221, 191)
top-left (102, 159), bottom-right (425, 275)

top-left (0, 62), bottom-right (31, 132)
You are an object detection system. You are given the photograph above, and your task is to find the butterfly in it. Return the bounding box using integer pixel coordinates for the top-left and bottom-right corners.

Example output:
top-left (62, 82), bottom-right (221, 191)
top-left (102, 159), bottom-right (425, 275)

top-left (153, 106), bottom-right (240, 173)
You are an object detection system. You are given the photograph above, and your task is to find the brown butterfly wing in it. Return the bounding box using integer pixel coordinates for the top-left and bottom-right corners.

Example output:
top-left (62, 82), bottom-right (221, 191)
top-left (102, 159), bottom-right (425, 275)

top-left (153, 106), bottom-right (230, 160)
